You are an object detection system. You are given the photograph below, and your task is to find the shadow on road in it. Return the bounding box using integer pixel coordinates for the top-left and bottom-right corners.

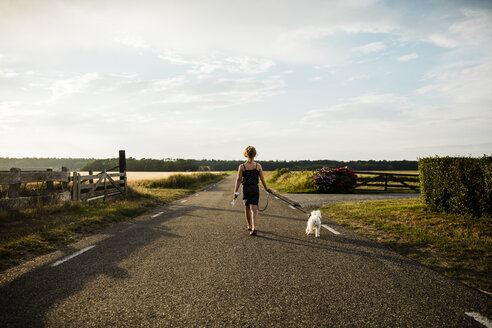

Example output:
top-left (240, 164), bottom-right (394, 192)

top-left (256, 230), bottom-right (418, 268)
top-left (0, 206), bottom-right (185, 328)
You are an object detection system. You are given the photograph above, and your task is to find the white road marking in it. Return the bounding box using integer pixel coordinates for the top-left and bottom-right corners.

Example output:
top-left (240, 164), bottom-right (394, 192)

top-left (181, 200), bottom-right (187, 203)
top-left (274, 196), bottom-right (279, 199)
top-left (50, 245), bottom-right (96, 267)
top-left (466, 312), bottom-right (492, 328)
top-left (195, 193), bottom-right (199, 196)
top-left (151, 212), bottom-right (163, 218)
top-left (289, 205), bottom-right (296, 210)
top-left (322, 224), bottom-right (340, 235)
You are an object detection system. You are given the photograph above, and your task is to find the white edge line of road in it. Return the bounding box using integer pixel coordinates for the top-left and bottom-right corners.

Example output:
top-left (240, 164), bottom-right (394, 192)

top-left (322, 224), bottom-right (341, 235)
top-left (151, 211), bottom-right (163, 218)
top-left (465, 312), bottom-right (492, 328)
top-left (50, 245), bottom-right (96, 267)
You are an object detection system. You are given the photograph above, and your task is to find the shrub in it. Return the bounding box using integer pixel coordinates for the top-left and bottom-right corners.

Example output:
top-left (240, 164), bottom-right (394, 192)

top-left (269, 168), bottom-right (289, 183)
top-left (419, 156), bottom-right (492, 216)
top-left (272, 171), bottom-right (317, 193)
top-left (312, 167), bottom-right (357, 193)
top-left (146, 173), bottom-right (224, 189)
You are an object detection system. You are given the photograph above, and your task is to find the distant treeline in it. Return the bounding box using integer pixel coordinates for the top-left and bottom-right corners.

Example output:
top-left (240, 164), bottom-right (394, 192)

top-left (80, 158), bottom-right (418, 172)
top-left (0, 158), bottom-right (94, 171)
top-left (1, 157), bottom-right (418, 172)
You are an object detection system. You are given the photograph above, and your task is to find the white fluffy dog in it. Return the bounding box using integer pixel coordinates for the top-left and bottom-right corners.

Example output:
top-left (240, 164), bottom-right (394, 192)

top-left (306, 210), bottom-right (322, 238)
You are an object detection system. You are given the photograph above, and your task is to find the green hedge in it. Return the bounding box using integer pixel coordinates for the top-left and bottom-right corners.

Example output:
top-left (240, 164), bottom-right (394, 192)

top-left (419, 156), bottom-right (492, 216)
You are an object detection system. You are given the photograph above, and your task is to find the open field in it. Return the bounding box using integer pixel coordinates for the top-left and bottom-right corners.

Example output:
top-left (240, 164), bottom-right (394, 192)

top-left (322, 198), bottom-right (492, 295)
top-left (78, 171), bottom-right (225, 181)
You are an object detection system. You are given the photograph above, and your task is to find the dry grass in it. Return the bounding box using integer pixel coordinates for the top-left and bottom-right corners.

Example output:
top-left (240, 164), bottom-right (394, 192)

top-left (322, 198), bottom-right (492, 294)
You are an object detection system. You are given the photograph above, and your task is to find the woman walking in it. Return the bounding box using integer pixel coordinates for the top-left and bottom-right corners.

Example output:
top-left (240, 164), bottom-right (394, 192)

top-left (233, 146), bottom-right (271, 236)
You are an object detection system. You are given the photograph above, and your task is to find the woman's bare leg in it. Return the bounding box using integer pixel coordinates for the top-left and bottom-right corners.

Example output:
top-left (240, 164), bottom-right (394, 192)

top-left (244, 204), bottom-right (252, 229)
top-left (251, 205), bottom-right (258, 232)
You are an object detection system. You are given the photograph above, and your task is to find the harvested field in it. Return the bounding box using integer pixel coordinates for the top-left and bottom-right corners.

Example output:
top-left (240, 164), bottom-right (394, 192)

top-left (78, 171), bottom-right (225, 181)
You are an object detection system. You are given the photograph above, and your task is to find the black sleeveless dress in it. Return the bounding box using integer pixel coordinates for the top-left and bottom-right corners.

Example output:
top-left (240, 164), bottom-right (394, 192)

top-left (242, 163), bottom-right (260, 206)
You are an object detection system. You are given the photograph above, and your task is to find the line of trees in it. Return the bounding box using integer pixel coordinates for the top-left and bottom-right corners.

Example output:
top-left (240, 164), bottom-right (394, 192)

top-left (1, 157), bottom-right (418, 172)
top-left (80, 158), bottom-right (418, 172)
top-left (0, 158), bottom-right (94, 171)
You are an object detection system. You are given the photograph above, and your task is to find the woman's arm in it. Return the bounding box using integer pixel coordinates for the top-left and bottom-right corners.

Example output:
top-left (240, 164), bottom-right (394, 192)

top-left (258, 164), bottom-right (271, 193)
top-left (233, 165), bottom-right (243, 199)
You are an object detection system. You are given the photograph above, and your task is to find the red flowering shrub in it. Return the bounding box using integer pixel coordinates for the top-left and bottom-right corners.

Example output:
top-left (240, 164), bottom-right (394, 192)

top-left (312, 167), bottom-right (357, 193)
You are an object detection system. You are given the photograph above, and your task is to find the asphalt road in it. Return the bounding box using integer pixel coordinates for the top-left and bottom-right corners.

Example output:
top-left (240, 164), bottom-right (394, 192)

top-left (0, 175), bottom-right (490, 327)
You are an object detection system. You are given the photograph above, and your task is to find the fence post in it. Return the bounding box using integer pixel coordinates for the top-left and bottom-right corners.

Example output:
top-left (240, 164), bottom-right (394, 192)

top-left (103, 170), bottom-right (107, 201)
top-left (77, 173), bottom-right (81, 201)
top-left (8, 168), bottom-right (21, 198)
top-left (89, 170), bottom-right (93, 184)
top-left (384, 174), bottom-right (388, 191)
top-left (72, 172), bottom-right (78, 201)
top-left (46, 168), bottom-right (54, 190)
top-left (119, 150), bottom-right (127, 195)
top-left (61, 167), bottom-right (68, 190)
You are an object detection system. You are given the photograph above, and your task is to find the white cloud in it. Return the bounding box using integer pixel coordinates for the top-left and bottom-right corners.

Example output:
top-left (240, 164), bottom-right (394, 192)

top-left (344, 74), bottom-right (370, 83)
top-left (151, 77), bottom-right (285, 110)
top-left (353, 41), bottom-right (386, 54)
top-left (143, 76), bottom-right (188, 93)
top-left (427, 34), bottom-right (460, 48)
top-left (157, 51), bottom-right (275, 75)
top-left (397, 53), bottom-right (418, 62)
top-left (224, 56), bottom-right (275, 75)
top-left (0, 68), bottom-right (19, 78)
top-left (427, 9), bottom-right (492, 48)
top-left (302, 93), bottom-right (409, 126)
top-left (113, 35), bottom-right (150, 49)
top-left (416, 56), bottom-right (492, 110)
top-left (49, 72), bottom-right (101, 99)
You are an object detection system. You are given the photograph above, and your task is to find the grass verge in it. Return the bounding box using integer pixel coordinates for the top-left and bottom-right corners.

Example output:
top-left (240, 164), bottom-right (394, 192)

top-left (0, 172), bottom-right (227, 273)
top-left (265, 171), bottom-right (318, 193)
top-left (321, 198), bottom-right (491, 294)
top-left (264, 170), bottom-right (419, 193)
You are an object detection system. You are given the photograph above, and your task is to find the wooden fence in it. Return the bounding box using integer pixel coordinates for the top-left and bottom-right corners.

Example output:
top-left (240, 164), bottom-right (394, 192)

top-left (72, 170), bottom-right (126, 202)
top-left (0, 150), bottom-right (128, 209)
top-left (0, 167), bottom-right (71, 210)
top-left (354, 171), bottom-right (420, 192)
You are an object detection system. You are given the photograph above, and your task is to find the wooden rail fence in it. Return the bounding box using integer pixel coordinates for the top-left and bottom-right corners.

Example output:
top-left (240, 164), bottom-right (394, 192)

top-left (0, 167), bottom-right (71, 210)
top-left (354, 171), bottom-right (420, 192)
top-left (0, 150), bottom-right (128, 209)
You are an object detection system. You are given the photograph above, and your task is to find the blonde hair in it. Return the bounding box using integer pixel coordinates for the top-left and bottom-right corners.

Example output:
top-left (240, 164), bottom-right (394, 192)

top-left (244, 146), bottom-right (257, 159)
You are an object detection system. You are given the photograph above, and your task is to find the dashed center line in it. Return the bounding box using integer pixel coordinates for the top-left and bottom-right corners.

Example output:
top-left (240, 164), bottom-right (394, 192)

top-left (322, 224), bottom-right (340, 235)
top-left (151, 212), bottom-right (163, 218)
top-left (466, 312), bottom-right (492, 328)
top-left (181, 200), bottom-right (187, 203)
top-left (50, 245), bottom-right (96, 267)
top-left (288, 205), bottom-right (296, 210)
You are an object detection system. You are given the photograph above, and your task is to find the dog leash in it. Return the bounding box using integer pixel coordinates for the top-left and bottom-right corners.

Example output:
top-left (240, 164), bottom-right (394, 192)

top-left (268, 191), bottom-right (309, 215)
top-left (258, 190), bottom-right (270, 212)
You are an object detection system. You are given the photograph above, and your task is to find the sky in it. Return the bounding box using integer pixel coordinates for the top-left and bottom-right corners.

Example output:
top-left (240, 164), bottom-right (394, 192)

top-left (1, 0), bottom-right (491, 161)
